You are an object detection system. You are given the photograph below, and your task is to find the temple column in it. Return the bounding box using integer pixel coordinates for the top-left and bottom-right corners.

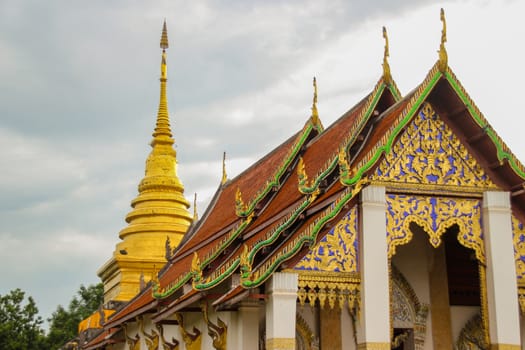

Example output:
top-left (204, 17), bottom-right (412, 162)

top-left (482, 191), bottom-right (521, 349)
top-left (358, 185), bottom-right (390, 350)
top-left (237, 300), bottom-right (260, 349)
top-left (265, 272), bottom-right (298, 350)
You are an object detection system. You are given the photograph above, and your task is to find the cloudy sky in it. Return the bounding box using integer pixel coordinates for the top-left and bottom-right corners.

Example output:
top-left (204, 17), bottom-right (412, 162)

top-left (1, 0), bottom-right (523, 327)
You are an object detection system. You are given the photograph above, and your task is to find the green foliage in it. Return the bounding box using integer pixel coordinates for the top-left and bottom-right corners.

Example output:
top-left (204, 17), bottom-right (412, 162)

top-left (0, 288), bottom-right (46, 350)
top-left (46, 283), bottom-right (104, 350)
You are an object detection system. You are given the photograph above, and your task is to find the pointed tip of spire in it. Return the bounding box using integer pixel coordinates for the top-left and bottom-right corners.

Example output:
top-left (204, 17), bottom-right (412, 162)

top-left (160, 20), bottom-right (169, 50)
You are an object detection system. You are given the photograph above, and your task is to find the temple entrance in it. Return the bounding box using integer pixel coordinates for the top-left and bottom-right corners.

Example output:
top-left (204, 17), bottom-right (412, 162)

top-left (391, 218), bottom-right (485, 349)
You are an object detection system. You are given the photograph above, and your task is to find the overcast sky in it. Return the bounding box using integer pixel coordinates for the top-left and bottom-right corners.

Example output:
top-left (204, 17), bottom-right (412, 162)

top-left (1, 0), bottom-right (523, 327)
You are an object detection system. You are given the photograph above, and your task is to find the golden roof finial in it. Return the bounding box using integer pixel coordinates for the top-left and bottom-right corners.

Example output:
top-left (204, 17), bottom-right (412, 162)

top-left (382, 26), bottom-right (392, 85)
top-left (221, 151), bottom-right (228, 185)
top-left (193, 192), bottom-right (198, 221)
top-left (311, 77), bottom-right (319, 125)
top-left (438, 8), bottom-right (448, 72)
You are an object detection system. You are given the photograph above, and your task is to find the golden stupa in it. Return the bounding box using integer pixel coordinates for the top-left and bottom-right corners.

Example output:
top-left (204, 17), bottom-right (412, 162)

top-left (98, 21), bottom-right (193, 303)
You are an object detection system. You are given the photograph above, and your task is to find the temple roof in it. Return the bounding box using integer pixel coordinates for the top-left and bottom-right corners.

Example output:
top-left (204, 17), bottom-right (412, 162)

top-left (98, 14), bottom-right (525, 333)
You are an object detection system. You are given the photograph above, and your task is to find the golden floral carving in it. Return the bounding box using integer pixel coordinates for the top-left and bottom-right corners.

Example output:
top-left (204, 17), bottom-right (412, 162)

top-left (386, 195), bottom-right (484, 263)
top-left (511, 215), bottom-right (525, 283)
top-left (373, 102), bottom-right (495, 189)
top-left (294, 207), bottom-right (358, 272)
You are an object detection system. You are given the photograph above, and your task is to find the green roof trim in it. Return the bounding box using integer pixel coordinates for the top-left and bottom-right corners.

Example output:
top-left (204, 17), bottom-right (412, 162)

top-left (445, 70), bottom-right (525, 180)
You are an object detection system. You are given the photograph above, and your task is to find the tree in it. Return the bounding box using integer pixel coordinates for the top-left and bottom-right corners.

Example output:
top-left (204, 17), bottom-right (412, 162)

top-left (0, 288), bottom-right (46, 350)
top-left (46, 283), bottom-right (104, 350)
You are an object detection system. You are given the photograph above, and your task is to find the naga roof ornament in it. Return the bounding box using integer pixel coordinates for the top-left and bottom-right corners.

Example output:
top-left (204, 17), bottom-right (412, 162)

top-left (382, 26), bottom-right (392, 85)
top-left (438, 8), bottom-right (448, 72)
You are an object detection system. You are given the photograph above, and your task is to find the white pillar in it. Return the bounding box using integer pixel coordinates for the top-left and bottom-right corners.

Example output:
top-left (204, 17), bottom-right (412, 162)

top-left (237, 300), bottom-right (260, 349)
top-left (483, 191), bottom-right (521, 349)
top-left (358, 185), bottom-right (390, 350)
top-left (266, 272), bottom-right (298, 350)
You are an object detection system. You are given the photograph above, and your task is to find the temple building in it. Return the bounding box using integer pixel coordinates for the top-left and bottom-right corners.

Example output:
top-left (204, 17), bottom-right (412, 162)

top-left (80, 10), bottom-right (525, 350)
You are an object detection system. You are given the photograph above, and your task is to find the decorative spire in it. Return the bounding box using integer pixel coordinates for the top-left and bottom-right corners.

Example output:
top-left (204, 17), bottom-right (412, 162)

top-left (153, 20), bottom-right (173, 145)
top-left (382, 26), bottom-right (392, 85)
top-left (221, 151), bottom-right (228, 185)
top-left (160, 20), bottom-right (169, 50)
top-left (438, 8), bottom-right (448, 72)
top-left (105, 21), bottom-right (193, 302)
top-left (311, 77), bottom-right (319, 125)
top-left (193, 193), bottom-right (198, 221)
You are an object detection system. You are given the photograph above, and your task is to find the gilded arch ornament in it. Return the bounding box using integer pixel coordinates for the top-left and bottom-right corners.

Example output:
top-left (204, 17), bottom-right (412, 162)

top-left (386, 194), bottom-right (485, 264)
top-left (294, 206), bottom-right (358, 273)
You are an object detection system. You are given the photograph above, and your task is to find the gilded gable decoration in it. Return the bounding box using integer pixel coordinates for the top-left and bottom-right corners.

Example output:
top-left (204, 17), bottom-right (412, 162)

top-left (373, 102), bottom-right (496, 190)
top-left (512, 215), bottom-right (525, 282)
top-left (386, 194), bottom-right (484, 263)
top-left (294, 207), bottom-right (358, 273)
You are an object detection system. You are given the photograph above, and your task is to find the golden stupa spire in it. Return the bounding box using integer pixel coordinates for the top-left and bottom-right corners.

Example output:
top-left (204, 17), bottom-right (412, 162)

top-left (438, 8), bottom-right (448, 72)
top-left (98, 21), bottom-right (193, 303)
top-left (311, 77), bottom-right (319, 125)
top-left (221, 151), bottom-right (228, 185)
top-left (382, 26), bottom-right (392, 85)
top-left (153, 19), bottom-right (173, 146)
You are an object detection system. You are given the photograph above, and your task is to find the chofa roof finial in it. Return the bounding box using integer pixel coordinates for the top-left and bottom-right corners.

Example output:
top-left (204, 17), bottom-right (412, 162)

top-left (382, 26), bottom-right (392, 85)
top-left (311, 77), bottom-right (319, 125)
top-left (438, 8), bottom-right (448, 72)
top-left (221, 151), bottom-right (228, 185)
top-left (193, 193), bottom-right (198, 221)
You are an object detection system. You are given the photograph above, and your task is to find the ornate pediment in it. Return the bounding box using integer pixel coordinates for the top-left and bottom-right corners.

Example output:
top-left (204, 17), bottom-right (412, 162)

top-left (294, 206), bottom-right (358, 273)
top-left (373, 102), bottom-right (496, 189)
